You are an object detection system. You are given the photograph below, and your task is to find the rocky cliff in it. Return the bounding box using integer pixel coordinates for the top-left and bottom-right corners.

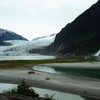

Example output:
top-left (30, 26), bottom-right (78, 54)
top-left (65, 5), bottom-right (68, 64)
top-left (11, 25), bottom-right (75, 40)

top-left (51, 0), bottom-right (100, 55)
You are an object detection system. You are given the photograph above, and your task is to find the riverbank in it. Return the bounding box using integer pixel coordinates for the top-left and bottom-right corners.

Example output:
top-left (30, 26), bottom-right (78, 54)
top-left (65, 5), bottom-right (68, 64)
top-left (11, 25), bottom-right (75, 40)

top-left (0, 62), bottom-right (100, 99)
top-left (43, 62), bottom-right (100, 69)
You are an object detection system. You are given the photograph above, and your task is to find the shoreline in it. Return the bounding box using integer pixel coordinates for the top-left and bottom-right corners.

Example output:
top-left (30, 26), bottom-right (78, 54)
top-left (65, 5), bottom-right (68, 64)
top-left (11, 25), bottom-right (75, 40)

top-left (0, 62), bottom-right (100, 99)
top-left (42, 62), bottom-right (100, 69)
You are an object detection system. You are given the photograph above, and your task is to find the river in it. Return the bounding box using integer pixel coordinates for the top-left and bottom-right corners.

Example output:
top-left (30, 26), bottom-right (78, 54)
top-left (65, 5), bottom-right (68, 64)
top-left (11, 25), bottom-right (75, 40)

top-left (0, 55), bottom-right (55, 61)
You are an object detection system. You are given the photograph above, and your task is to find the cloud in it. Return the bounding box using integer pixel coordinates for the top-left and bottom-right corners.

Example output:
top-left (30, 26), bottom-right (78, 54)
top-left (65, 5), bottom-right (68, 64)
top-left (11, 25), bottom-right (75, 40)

top-left (40, 0), bottom-right (97, 10)
top-left (0, 0), bottom-right (98, 40)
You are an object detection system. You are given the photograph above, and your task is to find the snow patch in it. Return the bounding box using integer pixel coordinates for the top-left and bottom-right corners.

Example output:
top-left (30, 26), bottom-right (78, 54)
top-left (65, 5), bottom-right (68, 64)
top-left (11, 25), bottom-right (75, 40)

top-left (94, 50), bottom-right (100, 56)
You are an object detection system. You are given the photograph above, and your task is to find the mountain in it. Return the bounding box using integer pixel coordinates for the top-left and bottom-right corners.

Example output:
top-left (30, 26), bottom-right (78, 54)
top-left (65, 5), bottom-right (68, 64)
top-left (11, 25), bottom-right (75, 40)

top-left (50, 0), bottom-right (100, 56)
top-left (29, 34), bottom-right (56, 54)
top-left (32, 34), bottom-right (55, 41)
top-left (0, 28), bottom-right (28, 43)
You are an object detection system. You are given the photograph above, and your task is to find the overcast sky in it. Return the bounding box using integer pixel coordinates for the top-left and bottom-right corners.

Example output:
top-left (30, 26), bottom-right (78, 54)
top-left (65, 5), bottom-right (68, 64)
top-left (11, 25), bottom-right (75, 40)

top-left (0, 0), bottom-right (98, 40)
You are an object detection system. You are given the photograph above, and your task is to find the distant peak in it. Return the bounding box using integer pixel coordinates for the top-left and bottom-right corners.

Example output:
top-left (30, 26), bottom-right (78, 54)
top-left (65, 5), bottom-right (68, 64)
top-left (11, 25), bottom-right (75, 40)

top-left (50, 34), bottom-right (56, 37)
top-left (0, 28), bottom-right (28, 41)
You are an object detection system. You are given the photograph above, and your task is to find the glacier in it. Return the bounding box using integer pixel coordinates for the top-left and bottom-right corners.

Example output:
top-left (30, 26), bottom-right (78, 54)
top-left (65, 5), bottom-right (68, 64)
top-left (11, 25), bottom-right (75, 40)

top-left (0, 34), bottom-right (56, 56)
top-left (1, 33), bottom-right (99, 57)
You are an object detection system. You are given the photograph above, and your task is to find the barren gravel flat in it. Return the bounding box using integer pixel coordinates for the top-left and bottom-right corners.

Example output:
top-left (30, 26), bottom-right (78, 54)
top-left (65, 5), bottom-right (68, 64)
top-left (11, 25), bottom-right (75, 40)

top-left (0, 62), bottom-right (100, 99)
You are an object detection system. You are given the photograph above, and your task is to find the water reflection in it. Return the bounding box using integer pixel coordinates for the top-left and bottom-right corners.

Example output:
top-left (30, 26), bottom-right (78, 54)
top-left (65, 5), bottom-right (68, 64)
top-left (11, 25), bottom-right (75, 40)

top-left (32, 66), bottom-right (100, 79)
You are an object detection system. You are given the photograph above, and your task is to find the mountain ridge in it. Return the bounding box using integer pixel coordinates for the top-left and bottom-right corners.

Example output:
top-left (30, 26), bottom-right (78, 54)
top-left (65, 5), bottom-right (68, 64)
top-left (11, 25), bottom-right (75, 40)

top-left (0, 28), bottom-right (28, 43)
top-left (50, 0), bottom-right (100, 56)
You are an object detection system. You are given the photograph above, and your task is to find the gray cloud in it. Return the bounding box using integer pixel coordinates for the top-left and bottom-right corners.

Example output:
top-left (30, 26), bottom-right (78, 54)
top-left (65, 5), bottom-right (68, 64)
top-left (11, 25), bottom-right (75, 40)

top-left (0, 0), bottom-right (98, 40)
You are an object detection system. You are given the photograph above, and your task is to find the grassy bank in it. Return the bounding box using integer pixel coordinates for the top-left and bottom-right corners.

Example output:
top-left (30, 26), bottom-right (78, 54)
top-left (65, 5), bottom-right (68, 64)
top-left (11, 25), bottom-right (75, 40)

top-left (0, 56), bottom-right (99, 68)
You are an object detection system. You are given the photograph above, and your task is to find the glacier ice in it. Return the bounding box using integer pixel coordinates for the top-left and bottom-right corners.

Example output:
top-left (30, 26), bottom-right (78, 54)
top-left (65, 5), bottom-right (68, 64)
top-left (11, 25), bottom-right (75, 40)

top-left (0, 34), bottom-right (56, 56)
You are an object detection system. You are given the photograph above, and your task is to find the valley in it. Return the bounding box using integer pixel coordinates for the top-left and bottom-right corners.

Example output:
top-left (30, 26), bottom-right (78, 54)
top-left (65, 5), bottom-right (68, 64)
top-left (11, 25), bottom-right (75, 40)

top-left (0, 0), bottom-right (100, 100)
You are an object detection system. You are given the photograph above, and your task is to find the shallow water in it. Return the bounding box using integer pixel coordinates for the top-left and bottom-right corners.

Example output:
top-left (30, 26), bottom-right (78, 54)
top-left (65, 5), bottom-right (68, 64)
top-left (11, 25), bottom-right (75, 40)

top-left (33, 66), bottom-right (60, 74)
top-left (0, 55), bottom-right (55, 61)
top-left (0, 83), bottom-right (84, 100)
top-left (32, 66), bottom-right (100, 79)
